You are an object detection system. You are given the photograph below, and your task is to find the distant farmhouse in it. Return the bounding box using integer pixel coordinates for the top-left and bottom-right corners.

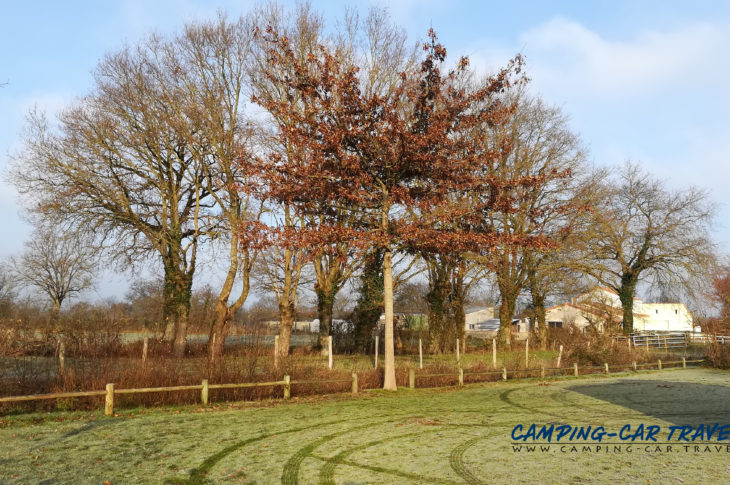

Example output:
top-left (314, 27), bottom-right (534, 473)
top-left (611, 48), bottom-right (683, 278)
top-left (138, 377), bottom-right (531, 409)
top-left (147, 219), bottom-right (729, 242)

top-left (545, 287), bottom-right (693, 333)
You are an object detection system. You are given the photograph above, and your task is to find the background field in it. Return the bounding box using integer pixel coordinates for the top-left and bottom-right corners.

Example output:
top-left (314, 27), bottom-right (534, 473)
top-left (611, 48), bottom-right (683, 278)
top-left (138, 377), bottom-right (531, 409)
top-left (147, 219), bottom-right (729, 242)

top-left (1, 368), bottom-right (729, 484)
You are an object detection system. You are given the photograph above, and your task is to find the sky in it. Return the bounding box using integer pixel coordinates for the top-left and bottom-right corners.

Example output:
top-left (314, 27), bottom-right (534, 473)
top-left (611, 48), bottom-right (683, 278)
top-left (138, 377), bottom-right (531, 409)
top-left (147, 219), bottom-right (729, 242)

top-left (1, 0), bottom-right (730, 301)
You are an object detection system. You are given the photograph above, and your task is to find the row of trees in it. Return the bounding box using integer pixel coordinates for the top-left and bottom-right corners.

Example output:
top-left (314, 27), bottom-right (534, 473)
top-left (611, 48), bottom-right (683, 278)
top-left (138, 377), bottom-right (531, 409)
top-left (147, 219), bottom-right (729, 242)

top-left (6, 4), bottom-right (716, 389)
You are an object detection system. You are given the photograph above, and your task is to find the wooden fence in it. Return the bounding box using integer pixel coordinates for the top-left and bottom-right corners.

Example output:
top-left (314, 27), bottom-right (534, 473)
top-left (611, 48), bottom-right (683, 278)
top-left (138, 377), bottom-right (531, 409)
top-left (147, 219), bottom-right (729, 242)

top-left (0, 358), bottom-right (705, 416)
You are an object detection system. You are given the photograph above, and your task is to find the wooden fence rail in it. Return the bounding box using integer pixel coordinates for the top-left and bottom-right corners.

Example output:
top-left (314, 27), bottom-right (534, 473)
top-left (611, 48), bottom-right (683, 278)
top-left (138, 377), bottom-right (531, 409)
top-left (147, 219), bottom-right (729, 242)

top-left (0, 359), bottom-right (706, 416)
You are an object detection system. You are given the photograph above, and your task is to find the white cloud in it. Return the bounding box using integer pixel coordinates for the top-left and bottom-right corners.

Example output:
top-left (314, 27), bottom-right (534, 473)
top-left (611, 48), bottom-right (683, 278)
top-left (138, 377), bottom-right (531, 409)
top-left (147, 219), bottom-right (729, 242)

top-left (520, 17), bottom-right (729, 101)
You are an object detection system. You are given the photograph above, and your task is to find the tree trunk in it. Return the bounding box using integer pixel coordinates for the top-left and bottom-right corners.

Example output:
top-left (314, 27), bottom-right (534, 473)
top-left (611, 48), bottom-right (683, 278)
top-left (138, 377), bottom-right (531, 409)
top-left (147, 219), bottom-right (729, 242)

top-left (426, 265), bottom-right (449, 353)
top-left (207, 234), bottom-right (251, 369)
top-left (352, 249), bottom-right (383, 353)
top-left (316, 285), bottom-right (337, 349)
top-left (278, 303), bottom-right (294, 358)
top-left (451, 271), bottom-right (466, 346)
top-left (382, 248), bottom-right (397, 390)
top-left (497, 295), bottom-right (516, 349)
top-left (528, 277), bottom-right (548, 350)
top-left (618, 276), bottom-right (638, 335)
top-left (162, 246), bottom-right (194, 358)
top-left (208, 304), bottom-right (230, 369)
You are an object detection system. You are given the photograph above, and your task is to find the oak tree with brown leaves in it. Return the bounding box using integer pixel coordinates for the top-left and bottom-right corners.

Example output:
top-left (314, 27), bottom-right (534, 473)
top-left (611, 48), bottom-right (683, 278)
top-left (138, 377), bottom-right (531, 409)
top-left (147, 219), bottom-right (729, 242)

top-left (252, 26), bottom-right (531, 389)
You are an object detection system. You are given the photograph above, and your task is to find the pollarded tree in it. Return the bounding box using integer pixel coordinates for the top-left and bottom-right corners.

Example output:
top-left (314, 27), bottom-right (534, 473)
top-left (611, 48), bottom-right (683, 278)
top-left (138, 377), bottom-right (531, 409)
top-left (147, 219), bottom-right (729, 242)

top-left (252, 27), bottom-right (526, 390)
top-left (578, 162), bottom-right (715, 334)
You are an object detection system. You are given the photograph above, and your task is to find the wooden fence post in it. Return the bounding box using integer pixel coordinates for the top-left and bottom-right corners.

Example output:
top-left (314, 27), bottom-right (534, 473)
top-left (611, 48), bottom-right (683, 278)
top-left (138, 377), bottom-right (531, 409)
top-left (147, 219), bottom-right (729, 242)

top-left (201, 379), bottom-right (209, 406)
top-left (351, 373), bottom-right (358, 395)
top-left (492, 339), bottom-right (497, 369)
top-left (283, 375), bottom-right (290, 399)
top-left (540, 365), bottom-right (545, 379)
top-left (104, 383), bottom-right (114, 416)
top-left (682, 357), bottom-right (686, 368)
top-left (633, 361), bottom-right (637, 372)
top-left (374, 335), bottom-right (379, 369)
top-left (58, 340), bottom-right (65, 374)
top-left (573, 363), bottom-right (578, 377)
top-left (274, 336), bottom-right (279, 369)
top-left (456, 339), bottom-right (460, 364)
top-left (657, 359), bottom-right (662, 371)
top-left (664, 337), bottom-right (668, 351)
top-left (502, 367), bottom-right (507, 381)
top-left (328, 336), bottom-right (333, 370)
top-left (645, 336), bottom-right (649, 352)
top-left (556, 345), bottom-right (563, 368)
top-left (409, 368), bottom-right (415, 389)
top-left (419, 339), bottom-right (423, 370)
top-left (458, 367), bottom-right (464, 386)
top-left (525, 339), bottom-right (529, 367)
top-left (604, 363), bottom-right (609, 375)
top-left (142, 337), bottom-right (149, 362)
top-left (628, 337), bottom-right (631, 351)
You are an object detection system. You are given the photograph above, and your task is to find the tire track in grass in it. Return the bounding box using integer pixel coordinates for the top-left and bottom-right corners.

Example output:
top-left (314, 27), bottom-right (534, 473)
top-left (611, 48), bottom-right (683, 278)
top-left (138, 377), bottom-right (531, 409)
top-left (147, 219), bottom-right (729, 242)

top-left (281, 420), bottom-right (391, 485)
top-left (449, 435), bottom-right (487, 485)
top-left (498, 388), bottom-right (569, 420)
top-left (167, 416), bottom-right (357, 485)
top-left (318, 429), bottom-right (440, 485)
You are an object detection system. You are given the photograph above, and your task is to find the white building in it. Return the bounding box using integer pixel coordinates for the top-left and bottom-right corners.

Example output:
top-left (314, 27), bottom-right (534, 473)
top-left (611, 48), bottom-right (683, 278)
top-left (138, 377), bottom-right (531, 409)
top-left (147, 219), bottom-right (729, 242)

top-left (544, 287), bottom-right (693, 333)
top-left (464, 307), bottom-right (495, 330)
top-left (640, 303), bottom-right (693, 332)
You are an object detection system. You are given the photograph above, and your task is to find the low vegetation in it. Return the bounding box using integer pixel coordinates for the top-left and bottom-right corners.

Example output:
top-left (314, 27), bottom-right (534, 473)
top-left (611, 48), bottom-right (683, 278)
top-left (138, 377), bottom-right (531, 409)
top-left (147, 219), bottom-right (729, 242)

top-left (0, 368), bottom-right (728, 484)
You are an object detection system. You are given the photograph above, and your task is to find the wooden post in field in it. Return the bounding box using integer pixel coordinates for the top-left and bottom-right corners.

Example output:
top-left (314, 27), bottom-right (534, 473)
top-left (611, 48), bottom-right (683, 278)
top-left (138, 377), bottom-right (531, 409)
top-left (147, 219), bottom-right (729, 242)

top-left (645, 336), bottom-right (649, 353)
top-left (58, 340), bottom-right (65, 374)
top-left (540, 365), bottom-right (545, 379)
top-left (419, 339), bottom-right (423, 370)
top-left (409, 368), bottom-right (415, 389)
top-left (458, 367), bottom-right (464, 386)
top-left (374, 335), bottom-right (379, 369)
top-left (664, 337), bottom-right (668, 351)
top-left (573, 363), bottom-right (578, 377)
top-left (328, 336), bottom-right (333, 370)
top-left (104, 383), bottom-right (114, 416)
top-left (556, 345), bottom-right (563, 368)
top-left (274, 336), bottom-right (279, 369)
top-left (633, 361), bottom-right (637, 372)
top-left (351, 373), bottom-right (358, 395)
top-left (682, 357), bottom-right (686, 368)
top-left (142, 337), bottom-right (149, 362)
top-left (462, 337), bottom-right (466, 356)
top-left (525, 339), bottom-right (529, 367)
top-left (502, 367), bottom-right (507, 381)
top-left (456, 338), bottom-right (460, 364)
top-left (201, 379), bottom-right (209, 406)
top-left (492, 339), bottom-right (497, 369)
top-left (627, 337), bottom-right (631, 351)
top-left (604, 363), bottom-right (609, 375)
top-left (283, 375), bottom-right (290, 399)
top-left (657, 359), bottom-right (662, 371)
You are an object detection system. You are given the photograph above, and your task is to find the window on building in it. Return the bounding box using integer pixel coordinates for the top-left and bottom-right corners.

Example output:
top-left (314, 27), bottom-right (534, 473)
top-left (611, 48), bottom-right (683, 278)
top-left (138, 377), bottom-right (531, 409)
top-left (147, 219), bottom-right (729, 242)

top-left (675, 309), bottom-right (678, 314)
top-left (548, 321), bottom-right (563, 328)
top-left (656, 309), bottom-right (658, 314)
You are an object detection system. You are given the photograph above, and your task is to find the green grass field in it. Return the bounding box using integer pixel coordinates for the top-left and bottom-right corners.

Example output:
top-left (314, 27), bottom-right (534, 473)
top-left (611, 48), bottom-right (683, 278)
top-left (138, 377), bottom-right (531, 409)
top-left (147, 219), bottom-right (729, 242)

top-left (1, 368), bottom-right (728, 484)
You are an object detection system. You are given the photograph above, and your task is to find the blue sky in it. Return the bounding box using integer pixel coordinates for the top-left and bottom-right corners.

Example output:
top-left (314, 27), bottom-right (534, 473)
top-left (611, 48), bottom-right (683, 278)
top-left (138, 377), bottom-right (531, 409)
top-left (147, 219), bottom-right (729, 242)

top-left (2, 0), bottom-right (729, 299)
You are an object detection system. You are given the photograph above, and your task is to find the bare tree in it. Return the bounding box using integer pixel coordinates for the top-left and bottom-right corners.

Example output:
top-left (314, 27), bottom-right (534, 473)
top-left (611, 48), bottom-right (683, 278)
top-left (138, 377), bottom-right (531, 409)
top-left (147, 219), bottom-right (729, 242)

top-left (0, 261), bottom-right (15, 318)
top-left (7, 15), bottom-right (273, 358)
top-left (11, 225), bottom-right (96, 324)
top-left (577, 162), bottom-right (715, 334)
top-left (475, 94), bottom-right (585, 348)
